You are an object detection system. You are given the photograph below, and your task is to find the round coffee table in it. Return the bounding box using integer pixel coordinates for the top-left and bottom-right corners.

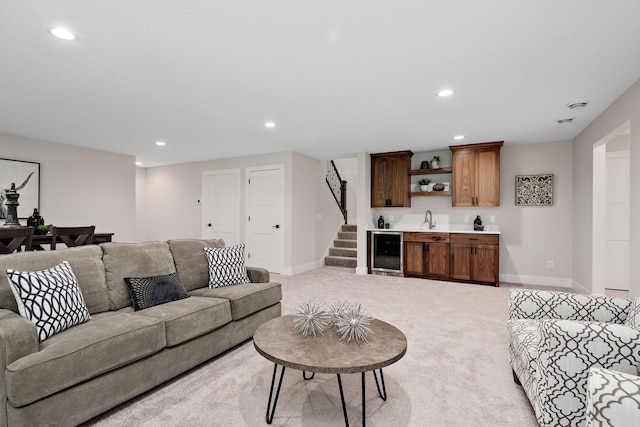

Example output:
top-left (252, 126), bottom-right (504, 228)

top-left (253, 314), bottom-right (407, 426)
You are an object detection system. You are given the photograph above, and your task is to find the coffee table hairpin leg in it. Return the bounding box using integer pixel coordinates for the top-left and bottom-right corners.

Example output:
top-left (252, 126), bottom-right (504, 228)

top-left (266, 365), bottom-right (387, 427)
top-left (266, 364), bottom-right (286, 424)
top-left (336, 368), bottom-right (387, 427)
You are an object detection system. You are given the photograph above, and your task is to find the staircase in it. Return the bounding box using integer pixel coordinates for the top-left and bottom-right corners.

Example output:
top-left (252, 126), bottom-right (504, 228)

top-left (324, 224), bottom-right (357, 268)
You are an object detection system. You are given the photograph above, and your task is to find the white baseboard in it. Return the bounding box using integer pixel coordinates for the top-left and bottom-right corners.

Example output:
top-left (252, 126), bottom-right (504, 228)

top-left (571, 279), bottom-right (590, 295)
top-left (281, 260), bottom-right (323, 276)
top-left (500, 273), bottom-right (573, 288)
top-left (355, 266), bottom-right (368, 275)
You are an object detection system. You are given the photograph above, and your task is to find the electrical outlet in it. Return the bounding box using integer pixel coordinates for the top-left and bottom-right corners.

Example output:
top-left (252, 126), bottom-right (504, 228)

top-left (389, 215), bottom-right (394, 221)
top-left (547, 261), bottom-right (554, 269)
top-left (490, 215), bottom-right (495, 223)
top-left (464, 215), bottom-right (469, 223)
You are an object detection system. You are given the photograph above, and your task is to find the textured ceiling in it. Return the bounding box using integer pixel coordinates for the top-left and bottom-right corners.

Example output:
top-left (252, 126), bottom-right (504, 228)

top-left (1, 1), bottom-right (640, 167)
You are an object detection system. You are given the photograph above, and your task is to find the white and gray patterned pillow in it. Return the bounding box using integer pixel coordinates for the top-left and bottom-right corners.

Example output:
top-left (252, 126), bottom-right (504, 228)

top-left (586, 367), bottom-right (640, 426)
top-left (6, 261), bottom-right (90, 342)
top-left (204, 244), bottom-right (251, 288)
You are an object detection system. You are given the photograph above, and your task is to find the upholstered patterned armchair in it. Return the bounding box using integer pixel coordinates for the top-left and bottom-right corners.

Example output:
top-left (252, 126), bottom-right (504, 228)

top-left (508, 289), bottom-right (640, 427)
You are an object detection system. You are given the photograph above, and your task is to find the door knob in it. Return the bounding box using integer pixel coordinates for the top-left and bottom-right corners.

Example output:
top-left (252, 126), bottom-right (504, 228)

top-left (272, 224), bottom-right (280, 229)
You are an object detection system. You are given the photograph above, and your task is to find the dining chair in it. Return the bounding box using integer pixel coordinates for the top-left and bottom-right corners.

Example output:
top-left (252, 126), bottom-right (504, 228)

top-left (50, 225), bottom-right (95, 250)
top-left (0, 226), bottom-right (34, 254)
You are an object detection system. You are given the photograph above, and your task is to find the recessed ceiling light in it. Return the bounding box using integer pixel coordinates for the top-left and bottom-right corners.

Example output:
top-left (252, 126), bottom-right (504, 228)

top-left (556, 117), bottom-right (575, 124)
top-left (49, 27), bottom-right (78, 41)
top-left (155, 141), bottom-right (166, 146)
top-left (135, 161), bottom-right (142, 166)
top-left (567, 101), bottom-right (589, 110)
top-left (264, 122), bottom-right (276, 128)
top-left (453, 135), bottom-right (465, 140)
top-left (437, 89), bottom-right (454, 97)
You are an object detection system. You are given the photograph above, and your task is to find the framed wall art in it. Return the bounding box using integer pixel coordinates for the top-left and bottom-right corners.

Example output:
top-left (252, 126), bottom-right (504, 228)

top-left (0, 158), bottom-right (40, 219)
top-left (515, 174), bottom-right (554, 206)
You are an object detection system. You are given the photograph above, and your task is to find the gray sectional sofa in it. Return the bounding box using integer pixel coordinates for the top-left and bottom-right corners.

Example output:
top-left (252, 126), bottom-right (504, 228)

top-left (0, 239), bottom-right (282, 427)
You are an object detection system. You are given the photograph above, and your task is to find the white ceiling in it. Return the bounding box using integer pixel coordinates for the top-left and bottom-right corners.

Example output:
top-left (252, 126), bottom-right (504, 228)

top-left (1, 1), bottom-right (640, 167)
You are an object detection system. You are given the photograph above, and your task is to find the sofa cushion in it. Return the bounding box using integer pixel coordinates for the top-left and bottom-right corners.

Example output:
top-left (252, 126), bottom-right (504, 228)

top-left (167, 239), bottom-right (225, 291)
top-left (125, 272), bottom-right (188, 311)
top-left (0, 245), bottom-right (109, 315)
top-left (203, 244), bottom-right (251, 288)
top-left (6, 261), bottom-right (90, 342)
top-left (189, 282), bottom-right (281, 320)
top-left (5, 312), bottom-right (165, 407)
top-left (133, 296), bottom-right (231, 347)
top-left (101, 241), bottom-right (177, 310)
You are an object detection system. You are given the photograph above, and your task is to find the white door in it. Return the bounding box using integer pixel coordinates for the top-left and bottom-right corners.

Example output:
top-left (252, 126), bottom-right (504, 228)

top-left (246, 166), bottom-right (284, 273)
top-left (202, 169), bottom-right (240, 246)
top-left (605, 151), bottom-right (630, 291)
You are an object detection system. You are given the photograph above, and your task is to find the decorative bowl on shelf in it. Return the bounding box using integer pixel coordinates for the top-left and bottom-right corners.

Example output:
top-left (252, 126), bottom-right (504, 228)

top-left (432, 183), bottom-right (446, 191)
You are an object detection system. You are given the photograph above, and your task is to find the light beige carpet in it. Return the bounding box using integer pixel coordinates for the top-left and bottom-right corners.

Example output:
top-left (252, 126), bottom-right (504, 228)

top-left (83, 267), bottom-right (537, 426)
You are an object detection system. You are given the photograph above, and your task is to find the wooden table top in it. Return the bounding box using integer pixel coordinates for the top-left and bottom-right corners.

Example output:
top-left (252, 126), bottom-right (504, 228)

top-left (253, 314), bottom-right (407, 374)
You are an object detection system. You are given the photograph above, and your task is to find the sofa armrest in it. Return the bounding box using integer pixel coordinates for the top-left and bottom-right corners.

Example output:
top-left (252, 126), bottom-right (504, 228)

top-left (508, 289), bottom-right (631, 323)
top-left (586, 367), bottom-right (640, 427)
top-left (536, 319), bottom-right (640, 425)
top-left (0, 309), bottom-right (39, 367)
top-left (246, 267), bottom-right (269, 283)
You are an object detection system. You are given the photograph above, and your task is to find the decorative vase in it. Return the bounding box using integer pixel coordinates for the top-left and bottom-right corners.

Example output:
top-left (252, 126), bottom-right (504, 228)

top-left (420, 185), bottom-right (428, 192)
top-left (431, 160), bottom-right (440, 169)
top-left (27, 208), bottom-right (44, 228)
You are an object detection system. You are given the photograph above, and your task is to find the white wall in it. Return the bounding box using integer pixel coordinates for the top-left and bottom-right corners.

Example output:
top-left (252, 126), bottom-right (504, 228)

top-left (0, 132), bottom-right (136, 241)
top-left (573, 78), bottom-right (640, 296)
top-left (365, 140), bottom-right (574, 287)
top-left (135, 167), bottom-right (147, 242)
top-left (140, 150), bottom-right (341, 274)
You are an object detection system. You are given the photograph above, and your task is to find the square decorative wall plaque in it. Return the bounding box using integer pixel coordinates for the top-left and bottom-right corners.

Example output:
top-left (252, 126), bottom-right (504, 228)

top-left (515, 174), bottom-right (554, 206)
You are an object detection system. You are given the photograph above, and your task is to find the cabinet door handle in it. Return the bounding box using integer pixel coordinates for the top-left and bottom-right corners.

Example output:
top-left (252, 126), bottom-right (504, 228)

top-left (469, 238), bottom-right (479, 241)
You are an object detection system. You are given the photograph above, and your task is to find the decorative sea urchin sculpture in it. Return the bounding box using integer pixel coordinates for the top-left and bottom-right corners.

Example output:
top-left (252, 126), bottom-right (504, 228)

top-left (293, 299), bottom-right (327, 336)
top-left (325, 299), bottom-right (347, 328)
top-left (334, 303), bottom-right (373, 343)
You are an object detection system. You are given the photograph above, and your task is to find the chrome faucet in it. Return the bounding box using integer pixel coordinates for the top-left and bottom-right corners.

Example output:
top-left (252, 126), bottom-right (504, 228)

top-left (424, 210), bottom-right (436, 229)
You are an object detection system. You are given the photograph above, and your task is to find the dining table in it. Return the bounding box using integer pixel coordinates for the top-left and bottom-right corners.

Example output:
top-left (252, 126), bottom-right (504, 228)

top-left (30, 232), bottom-right (114, 250)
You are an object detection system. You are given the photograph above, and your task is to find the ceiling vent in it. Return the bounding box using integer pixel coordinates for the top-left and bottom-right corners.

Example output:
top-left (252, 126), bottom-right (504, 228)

top-left (567, 101), bottom-right (589, 110)
top-left (556, 117), bottom-right (575, 124)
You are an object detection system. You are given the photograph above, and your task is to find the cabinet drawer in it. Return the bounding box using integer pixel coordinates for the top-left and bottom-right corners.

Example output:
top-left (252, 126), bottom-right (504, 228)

top-left (449, 233), bottom-right (499, 245)
top-left (403, 232), bottom-right (450, 243)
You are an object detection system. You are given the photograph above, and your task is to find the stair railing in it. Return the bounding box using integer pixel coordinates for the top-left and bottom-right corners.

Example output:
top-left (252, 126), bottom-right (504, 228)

top-left (325, 160), bottom-right (347, 224)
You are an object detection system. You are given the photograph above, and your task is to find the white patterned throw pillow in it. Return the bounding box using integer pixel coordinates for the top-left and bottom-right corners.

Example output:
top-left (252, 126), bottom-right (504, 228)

top-left (6, 261), bottom-right (90, 342)
top-left (204, 244), bottom-right (251, 288)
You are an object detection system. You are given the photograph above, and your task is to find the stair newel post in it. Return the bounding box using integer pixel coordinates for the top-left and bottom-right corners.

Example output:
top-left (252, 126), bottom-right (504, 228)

top-left (340, 180), bottom-right (347, 224)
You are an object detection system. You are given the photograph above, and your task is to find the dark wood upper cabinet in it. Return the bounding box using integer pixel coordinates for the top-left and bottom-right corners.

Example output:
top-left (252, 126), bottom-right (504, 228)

top-left (371, 151), bottom-right (413, 208)
top-left (450, 141), bottom-right (503, 207)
